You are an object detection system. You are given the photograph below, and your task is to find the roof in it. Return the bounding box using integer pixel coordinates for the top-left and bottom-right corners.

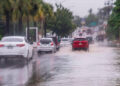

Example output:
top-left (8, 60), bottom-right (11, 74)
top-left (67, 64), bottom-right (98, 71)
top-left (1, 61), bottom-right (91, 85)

top-left (2, 36), bottom-right (25, 39)
top-left (40, 38), bottom-right (53, 40)
top-left (74, 36), bottom-right (86, 38)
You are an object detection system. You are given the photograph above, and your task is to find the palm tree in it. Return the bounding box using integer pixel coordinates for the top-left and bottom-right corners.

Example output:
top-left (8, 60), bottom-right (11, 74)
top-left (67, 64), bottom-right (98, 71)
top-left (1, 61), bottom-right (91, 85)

top-left (26, 0), bottom-right (43, 27)
top-left (23, 0), bottom-right (32, 40)
top-left (0, 0), bottom-right (13, 35)
top-left (12, 0), bottom-right (44, 38)
top-left (11, 0), bottom-right (32, 35)
top-left (32, 0), bottom-right (45, 37)
top-left (42, 3), bottom-right (54, 37)
top-left (0, 0), bottom-right (54, 38)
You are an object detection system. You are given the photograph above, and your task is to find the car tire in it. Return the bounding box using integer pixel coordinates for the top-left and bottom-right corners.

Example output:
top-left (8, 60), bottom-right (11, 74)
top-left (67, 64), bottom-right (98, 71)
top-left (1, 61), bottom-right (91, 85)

top-left (87, 48), bottom-right (89, 52)
top-left (55, 48), bottom-right (57, 53)
top-left (85, 48), bottom-right (89, 52)
top-left (30, 50), bottom-right (34, 60)
top-left (57, 47), bottom-right (60, 51)
top-left (38, 51), bottom-right (42, 55)
top-left (52, 49), bottom-right (55, 53)
top-left (25, 50), bottom-right (29, 62)
top-left (38, 51), bottom-right (40, 54)
top-left (72, 48), bottom-right (75, 51)
top-left (51, 50), bottom-right (54, 53)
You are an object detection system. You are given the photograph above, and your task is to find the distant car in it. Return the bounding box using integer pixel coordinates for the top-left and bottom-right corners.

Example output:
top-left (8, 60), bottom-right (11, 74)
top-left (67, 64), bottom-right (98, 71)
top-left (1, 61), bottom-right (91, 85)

top-left (0, 36), bottom-right (33, 60)
top-left (72, 37), bottom-right (89, 51)
top-left (86, 36), bottom-right (94, 44)
top-left (69, 38), bottom-right (74, 43)
top-left (96, 35), bottom-right (104, 42)
top-left (60, 38), bottom-right (71, 47)
top-left (37, 38), bottom-right (56, 53)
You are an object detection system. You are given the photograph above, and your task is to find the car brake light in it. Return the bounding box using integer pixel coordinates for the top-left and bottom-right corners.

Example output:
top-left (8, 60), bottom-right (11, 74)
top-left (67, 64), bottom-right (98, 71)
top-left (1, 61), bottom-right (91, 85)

top-left (51, 42), bottom-right (54, 46)
top-left (0, 44), bottom-right (4, 47)
top-left (16, 44), bottom-right (25, 47)
top-left (37, 42), bottom-right (40, 46)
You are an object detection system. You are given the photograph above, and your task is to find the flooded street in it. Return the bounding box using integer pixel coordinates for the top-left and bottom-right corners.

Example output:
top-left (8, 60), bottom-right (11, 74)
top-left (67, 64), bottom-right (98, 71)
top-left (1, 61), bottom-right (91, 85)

top-left (0, 0), bottom-right (118, 85)
top-left (39, 43), bottom-right (120, 86)
top-left (0, 0), bottom-right (118, 86)
top-left (0, 43), bottom-right (120, 86)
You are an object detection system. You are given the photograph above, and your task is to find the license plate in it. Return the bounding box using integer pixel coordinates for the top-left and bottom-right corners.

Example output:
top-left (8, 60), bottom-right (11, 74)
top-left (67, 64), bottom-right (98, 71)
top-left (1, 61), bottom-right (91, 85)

top-left (7, 46), bottom-right (13, 49)
top-left (79, 43), bottom-right (82, 45)
top-left (42, 45), bottom-right (48, 47)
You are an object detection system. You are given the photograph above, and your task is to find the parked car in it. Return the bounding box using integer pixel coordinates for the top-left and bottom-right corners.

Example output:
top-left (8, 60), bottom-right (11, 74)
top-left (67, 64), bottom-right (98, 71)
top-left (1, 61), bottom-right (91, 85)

top-left (0, 36), bottom-right (33, 60)
top-left (60, 38), bottom-right (71, 47)
top-left (37, 38), bottom-right (56, 53)
top-left (72, 37), bottom-right (89, 51)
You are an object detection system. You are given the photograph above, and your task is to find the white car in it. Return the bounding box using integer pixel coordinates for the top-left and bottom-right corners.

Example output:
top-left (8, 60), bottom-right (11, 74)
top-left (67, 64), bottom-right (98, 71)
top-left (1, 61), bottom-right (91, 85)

top-left (0, 36), bottom-right (33, 60)
top-left (37, 38), bottom-right (56, 53)
top-left (60, 38), bottom-right (71, 47)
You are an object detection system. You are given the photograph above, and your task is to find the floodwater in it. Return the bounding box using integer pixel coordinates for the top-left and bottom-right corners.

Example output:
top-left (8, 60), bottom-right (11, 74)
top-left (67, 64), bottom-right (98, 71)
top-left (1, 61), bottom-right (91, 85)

top-left (38, 43), bottom-right (120, 86)
top-left (0, 43), bottom-right (120, 86)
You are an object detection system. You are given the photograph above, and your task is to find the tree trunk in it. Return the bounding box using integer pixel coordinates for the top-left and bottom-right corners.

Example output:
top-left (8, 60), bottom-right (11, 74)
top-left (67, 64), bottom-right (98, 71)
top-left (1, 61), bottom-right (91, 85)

top-left (34, 21), bottom-right (37, 27)
top-left (40, 20), bottom-right (44, 37)
top-left (27, 16), bottom-right (30, 41)
top-left (5, 12), bottom-right (10, 36)
top-left (18, 15), bottom-right (23, 35)
top-left (13, 23), bottom-right (16, 36)
top-left (44, 21), bottom-right (47, 37)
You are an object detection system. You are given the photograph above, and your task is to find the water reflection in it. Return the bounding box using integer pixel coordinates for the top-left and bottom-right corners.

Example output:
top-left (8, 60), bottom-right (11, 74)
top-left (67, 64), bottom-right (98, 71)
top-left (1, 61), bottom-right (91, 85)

top-left (0, 58), bottom-right (28, 68)
top-left (36, 45), bottom-right (120, 86)
top-left (0, 58), bottom-right (34, 86)
top-left (27, 54), bottom-right (58, 86)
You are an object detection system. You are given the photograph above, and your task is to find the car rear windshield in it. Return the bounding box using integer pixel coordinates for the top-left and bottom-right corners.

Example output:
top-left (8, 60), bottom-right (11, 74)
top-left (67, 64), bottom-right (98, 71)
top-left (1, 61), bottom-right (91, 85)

top-left (86, 37), bottom-right (93, 40)
top-left (40, 39), bottom-right (52, 44)
top-left (1, 38), bottom-right (23, 42)
top-left (73, 38), bottom-right (87, 41)
top-left (62, 39), bottom-right (69, 41)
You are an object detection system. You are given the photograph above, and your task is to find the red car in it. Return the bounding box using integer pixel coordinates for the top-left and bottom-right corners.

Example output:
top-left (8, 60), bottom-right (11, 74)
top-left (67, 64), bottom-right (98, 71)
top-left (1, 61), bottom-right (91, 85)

top-left (72, 38), bottom-right (89, 51)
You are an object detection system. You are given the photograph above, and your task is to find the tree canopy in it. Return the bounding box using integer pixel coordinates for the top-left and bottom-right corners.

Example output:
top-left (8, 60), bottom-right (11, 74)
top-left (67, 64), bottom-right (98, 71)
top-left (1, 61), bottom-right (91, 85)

top-left (0, 0), bottom-right (76, 38)
top-left (46, 5), bottom-right (76, 37)
top-left (107, 0), bottom-right (120, 39)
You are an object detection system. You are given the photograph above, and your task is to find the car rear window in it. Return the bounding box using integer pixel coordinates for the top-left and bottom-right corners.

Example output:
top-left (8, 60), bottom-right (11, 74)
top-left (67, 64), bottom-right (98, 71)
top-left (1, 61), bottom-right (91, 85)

top-left (86, 37), bottom-right (93, 40)
top-left (73, 38), bottom-right (87, 41)
top-left (40, 39), bottom-right (52, 44)
top-left (2, 38), bottom-right (23, 42)
top-left (62, 39), bottom-right (69, 41)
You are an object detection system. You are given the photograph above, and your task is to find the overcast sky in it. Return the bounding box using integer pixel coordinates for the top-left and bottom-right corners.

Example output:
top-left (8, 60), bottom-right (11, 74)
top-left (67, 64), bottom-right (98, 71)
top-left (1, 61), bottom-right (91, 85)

top-left (44, 0), bottom-right (114, 17)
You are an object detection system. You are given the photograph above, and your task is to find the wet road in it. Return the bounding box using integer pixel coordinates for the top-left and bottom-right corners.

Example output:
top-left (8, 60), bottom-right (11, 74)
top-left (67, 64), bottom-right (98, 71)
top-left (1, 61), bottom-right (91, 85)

top-left (0, 43), bottom-right (120, 86)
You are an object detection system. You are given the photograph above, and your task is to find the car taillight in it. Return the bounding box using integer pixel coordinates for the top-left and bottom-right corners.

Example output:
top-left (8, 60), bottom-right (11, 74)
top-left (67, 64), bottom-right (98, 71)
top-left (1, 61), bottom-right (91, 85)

top-left (16, 44), bottom-right (25, 47)
top-left (0, 44), bottom-right (4, 47)
top-left (37, 42), bottom-right (40, 46)
top-left (51, 42), bottom-right (54, 46)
